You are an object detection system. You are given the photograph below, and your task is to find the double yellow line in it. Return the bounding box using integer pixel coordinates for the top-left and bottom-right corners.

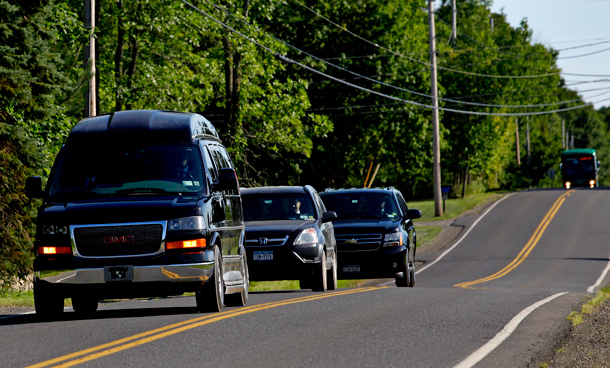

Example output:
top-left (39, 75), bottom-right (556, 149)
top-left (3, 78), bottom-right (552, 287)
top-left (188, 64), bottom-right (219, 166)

top-left (455, 190), bottom-right (574, 289)
top-left (27, 286), bottom-right (387, 368)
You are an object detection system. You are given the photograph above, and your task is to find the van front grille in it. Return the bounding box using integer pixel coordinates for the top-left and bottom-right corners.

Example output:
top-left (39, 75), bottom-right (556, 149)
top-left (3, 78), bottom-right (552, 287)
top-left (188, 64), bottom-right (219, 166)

top-left (73, 224), bottom-right (163, 257)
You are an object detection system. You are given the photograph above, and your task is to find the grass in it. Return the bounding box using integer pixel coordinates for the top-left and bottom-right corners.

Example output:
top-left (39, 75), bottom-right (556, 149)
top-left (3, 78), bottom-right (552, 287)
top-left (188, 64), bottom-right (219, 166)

top-left (415, 225), bottom-right (442, 247)
top-left (0, 289), bottom-right (34, 308)
top-left (567, 286), bottom-right (610, 326)
top-left (410, 192), bottom-right (502, 222)
top-left (250, 279), bottom-right (364, 291)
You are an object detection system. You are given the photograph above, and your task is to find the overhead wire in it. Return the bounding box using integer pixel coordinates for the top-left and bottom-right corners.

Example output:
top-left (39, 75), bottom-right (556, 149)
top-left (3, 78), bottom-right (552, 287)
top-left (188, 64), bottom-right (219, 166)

top-left (196, 0), bottom-right (596, 110)
top-left (289, 0), bottom-right (564, 79)
top-left (178, 0), bottom-right (601, 116)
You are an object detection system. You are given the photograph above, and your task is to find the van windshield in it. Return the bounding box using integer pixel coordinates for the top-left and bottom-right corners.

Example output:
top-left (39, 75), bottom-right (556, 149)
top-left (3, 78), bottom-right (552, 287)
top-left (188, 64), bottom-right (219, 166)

top-left (47, 144), bottom-right (206, 200)
top-left (320, 193), bottom-right (399, 220)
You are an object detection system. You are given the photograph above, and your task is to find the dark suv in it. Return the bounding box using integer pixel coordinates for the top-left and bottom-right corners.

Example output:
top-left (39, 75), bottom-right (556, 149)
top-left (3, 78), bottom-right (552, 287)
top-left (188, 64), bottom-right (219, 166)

top-left (319, 187), bottom-right (421, 287)
top-left (25, 110), bottom-right (249, 319)
top-left (241, 186), bottom-right (337, 291)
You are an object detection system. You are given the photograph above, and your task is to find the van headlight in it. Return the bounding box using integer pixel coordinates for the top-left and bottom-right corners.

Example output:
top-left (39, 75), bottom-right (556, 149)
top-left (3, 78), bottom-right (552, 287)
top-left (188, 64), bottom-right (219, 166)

top-left (168, 216), bottom-right (205, 231)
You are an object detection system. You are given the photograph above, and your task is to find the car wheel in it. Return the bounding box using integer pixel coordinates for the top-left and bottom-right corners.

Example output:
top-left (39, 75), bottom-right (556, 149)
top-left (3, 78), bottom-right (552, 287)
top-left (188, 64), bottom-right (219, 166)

top-left (196, 244), bottom-right (224, 312)
top-left (327, 250), bottom-right (338, 290)
top-left (408, 246), bottom-right (416, 288)
top-left (225, 252), bottom-right (249, 307)
top-left (395, 250), bottom-right (410, 287)
top-left (72, 295), bottom-right (99, 315)
top-left (311, 250), bottom-right (328, 292)
top-left (34, 282), bottom-right (64, 320)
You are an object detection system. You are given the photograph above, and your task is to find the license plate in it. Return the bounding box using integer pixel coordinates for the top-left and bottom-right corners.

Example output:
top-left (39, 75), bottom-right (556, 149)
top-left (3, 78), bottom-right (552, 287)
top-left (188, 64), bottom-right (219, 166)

top-left (343, 265), bottom-right (360, 273)
top-left (253, 251), bottom-right (273, 261)
top-left (104, 265), bottom-right (134, 282)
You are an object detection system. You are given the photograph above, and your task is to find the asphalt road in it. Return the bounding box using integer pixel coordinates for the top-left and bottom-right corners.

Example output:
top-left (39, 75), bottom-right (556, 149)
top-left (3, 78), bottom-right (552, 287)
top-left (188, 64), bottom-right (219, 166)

top-left (2, 189), bottom-right (610, 368)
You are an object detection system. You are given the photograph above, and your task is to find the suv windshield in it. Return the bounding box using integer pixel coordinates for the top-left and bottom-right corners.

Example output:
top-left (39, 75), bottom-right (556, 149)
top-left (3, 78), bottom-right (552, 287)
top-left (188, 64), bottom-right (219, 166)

top-left (242, 192), bottom-right (316, 221)
top-left (320, 193), bottom-right (399, 220)
top-left (47, 144), bottom-right (206, 200)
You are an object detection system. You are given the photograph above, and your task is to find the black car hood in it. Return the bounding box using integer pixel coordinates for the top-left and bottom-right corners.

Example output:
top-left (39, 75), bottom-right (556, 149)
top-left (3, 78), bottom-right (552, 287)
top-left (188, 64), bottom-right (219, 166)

top-left (38, 196), bottom-right (205, 225)
top-left (244, 220), bottom-right (315, 239)
top-left (331, 218), bottom-right (400, 234)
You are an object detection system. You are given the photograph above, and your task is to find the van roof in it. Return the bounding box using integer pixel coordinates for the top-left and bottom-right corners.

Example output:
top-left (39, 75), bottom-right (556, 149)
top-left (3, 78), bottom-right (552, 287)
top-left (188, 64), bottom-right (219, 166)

top-left (65, 110), bottom-right (220, 147)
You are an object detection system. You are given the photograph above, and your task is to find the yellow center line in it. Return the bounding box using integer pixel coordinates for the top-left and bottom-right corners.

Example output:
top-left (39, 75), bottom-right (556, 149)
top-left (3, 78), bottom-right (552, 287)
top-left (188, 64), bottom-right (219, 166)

top-left (26, 287), bottom-right (387, 368)
top-left (455, 190), bottom-right (574, 289)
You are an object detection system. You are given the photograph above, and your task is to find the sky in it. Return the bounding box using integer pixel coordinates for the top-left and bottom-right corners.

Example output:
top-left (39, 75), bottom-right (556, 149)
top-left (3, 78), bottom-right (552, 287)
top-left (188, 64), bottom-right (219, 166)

top-left (488, 0), bottom-right (610, 110)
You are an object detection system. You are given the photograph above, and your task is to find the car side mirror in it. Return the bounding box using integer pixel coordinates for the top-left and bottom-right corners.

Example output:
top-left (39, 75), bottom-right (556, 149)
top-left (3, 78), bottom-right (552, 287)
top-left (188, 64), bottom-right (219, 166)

top-left (213, 168), bottom-right (239, 192)
top-left (403, 209), bottom-right (422, 220)
top-left (25, 176), bottom-right (43, 198)
top-left (322, 211), bottom-right (337, 223)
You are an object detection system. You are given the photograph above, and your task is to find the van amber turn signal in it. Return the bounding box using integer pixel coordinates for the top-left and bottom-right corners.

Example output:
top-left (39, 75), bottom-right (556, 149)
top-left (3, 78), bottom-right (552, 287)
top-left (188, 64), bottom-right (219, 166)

top-left (39, 246), bottom-right (72, 255)
top-left (166, 238), bottom-right (206, 250)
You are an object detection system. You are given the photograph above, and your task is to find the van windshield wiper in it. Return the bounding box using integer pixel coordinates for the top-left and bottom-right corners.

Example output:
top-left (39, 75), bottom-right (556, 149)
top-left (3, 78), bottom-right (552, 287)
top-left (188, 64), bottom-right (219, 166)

top-left (114, 188), bottom-right (175, 195)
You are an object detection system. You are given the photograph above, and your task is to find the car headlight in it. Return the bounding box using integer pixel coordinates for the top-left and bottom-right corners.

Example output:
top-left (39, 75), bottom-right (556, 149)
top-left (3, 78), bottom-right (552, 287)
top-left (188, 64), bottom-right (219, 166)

top-left (42, 225), bottom-right (69, 235)
top-left (168, 216), bottom-right (205, 231)
top-left (590, 180), bottom-right (596, 188)
top-left (294, 228), bottom-right (318, 245)
top-left (383, 230), bottom-right (402, 247)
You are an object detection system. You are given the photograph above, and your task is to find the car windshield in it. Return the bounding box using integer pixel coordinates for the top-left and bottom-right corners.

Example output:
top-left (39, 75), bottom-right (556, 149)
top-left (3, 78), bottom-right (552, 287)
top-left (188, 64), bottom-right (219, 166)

top-left (242, 192), bottom-right (316, 221)
top-left (47, 144), bottom-right (206, 200)
top-left (320, 193), bottom-right (399, 220)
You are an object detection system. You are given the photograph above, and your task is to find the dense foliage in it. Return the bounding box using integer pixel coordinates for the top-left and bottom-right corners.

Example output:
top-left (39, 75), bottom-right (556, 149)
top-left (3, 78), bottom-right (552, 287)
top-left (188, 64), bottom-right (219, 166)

top-left (1, 0), bottom-right (609, 286)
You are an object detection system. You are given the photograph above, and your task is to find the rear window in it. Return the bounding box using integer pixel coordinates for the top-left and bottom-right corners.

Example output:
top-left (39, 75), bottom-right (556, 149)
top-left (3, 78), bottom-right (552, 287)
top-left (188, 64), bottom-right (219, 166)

top-left (242, 192), bottom-right (316, 221)
top-left (320, 192), bottom-right (399, 220)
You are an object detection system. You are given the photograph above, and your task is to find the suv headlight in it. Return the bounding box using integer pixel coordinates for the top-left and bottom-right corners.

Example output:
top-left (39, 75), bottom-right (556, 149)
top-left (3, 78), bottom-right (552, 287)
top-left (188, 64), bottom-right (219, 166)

top-left (168, 216), bottom-right (205, 231)
top-left (294, 228), bottom-right (318, 245)
top-left (383, 230), bottom-right (402, 247)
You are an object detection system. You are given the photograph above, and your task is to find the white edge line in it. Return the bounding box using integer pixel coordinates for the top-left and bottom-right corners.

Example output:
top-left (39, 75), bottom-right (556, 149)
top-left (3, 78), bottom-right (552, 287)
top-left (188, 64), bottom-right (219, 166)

top-left (587, 248), bottom-right (610, 293)
top-left (453, 292), bottom-right (568, 368)
top-left (416, 193), bottom-right (514, 275)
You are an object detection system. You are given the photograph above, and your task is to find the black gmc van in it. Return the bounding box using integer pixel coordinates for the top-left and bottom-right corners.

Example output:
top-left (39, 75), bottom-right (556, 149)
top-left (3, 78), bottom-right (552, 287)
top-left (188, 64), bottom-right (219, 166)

top-left (25, 110), bottom-right (249, 319)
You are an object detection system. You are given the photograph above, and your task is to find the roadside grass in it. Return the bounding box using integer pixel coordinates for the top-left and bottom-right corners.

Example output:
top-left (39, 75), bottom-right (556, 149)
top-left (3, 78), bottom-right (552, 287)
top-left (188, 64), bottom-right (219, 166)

top-left (410, 192), bottom-right (501, 222)
top-left (0, 289), bottom-right (34, 308)
top-left (567, 286), bottom-right (610, 326)
top-left (415, 225), bottom-right (442, 247)
top-left (250, 279), bottom-right (364, 291)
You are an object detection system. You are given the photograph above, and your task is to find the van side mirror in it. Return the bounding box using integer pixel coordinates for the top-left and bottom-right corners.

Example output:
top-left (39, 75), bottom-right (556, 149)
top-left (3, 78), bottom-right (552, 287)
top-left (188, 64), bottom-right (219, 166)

top-left (25, 176), bottom-right (44, 198)
top-left (322, 211), bottom-right (337, 223)
top-left (213, 168), bottom-right (239, 192)
top-left (403, 209), bottom-right (422, 220)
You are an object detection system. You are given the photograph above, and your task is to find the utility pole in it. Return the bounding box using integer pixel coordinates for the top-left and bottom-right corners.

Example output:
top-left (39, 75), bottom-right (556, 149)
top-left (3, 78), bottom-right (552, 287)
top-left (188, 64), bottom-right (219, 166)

top-left (84, 0), bottom-right (96, 117)
top-left (526, 119), bottom-right (531, 167)
top-left (515, 118), bottom-right (521, 166)
top-left (428, 0), bottom-right (442, 217)
top-left (450, 0), bottom-right (457, 44)
top-left (561, 118), bottom-right (565, 149)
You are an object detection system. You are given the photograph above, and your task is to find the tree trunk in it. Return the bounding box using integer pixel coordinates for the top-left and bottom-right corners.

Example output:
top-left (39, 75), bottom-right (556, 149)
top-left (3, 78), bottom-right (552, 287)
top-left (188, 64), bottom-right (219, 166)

top-left (115, 0), bottom-right (125, 111)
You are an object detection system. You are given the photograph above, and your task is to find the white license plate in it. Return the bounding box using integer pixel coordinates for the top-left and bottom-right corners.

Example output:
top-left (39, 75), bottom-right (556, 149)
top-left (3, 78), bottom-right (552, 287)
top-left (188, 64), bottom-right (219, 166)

top-left (343, 265), bottom-right (360, 273)
top-left (253, 251), bottom-right (273, 261)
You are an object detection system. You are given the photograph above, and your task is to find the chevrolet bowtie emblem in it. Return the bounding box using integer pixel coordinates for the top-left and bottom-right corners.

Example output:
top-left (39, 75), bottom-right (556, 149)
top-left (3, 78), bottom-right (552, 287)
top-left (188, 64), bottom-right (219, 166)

top-left (345, 239), bottom-right (357, 244)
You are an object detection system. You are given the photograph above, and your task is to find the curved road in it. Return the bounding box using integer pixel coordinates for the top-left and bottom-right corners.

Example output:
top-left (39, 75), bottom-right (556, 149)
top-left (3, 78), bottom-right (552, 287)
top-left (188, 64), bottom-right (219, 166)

top-left (2, 189), bottom-right (610, 368)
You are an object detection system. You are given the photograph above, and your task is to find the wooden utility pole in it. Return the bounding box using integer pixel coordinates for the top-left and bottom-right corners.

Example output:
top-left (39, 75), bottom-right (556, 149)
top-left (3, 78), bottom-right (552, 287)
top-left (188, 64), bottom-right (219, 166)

top-left (428, 0), bottom-right (442, 216)
top-left (561, 119), bottom-right (565, 149)
top-left (526, 119), bottom-right (531, 167)
top-left (515, 118), bottom-right (520, 166)
top-left (451, 0), bottom-right (457, 44)
top-left (84, 0), bottom-right (96, 117)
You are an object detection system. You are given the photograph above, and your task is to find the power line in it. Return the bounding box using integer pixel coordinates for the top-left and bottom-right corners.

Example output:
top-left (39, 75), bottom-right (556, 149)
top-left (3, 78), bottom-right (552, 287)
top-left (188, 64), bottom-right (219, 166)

top-left (179, 0), bottom-right (599, 116)
top-left (197, 0), bottom-right (594, 110)
top-left (290, 0), bottom-right (566, 80)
